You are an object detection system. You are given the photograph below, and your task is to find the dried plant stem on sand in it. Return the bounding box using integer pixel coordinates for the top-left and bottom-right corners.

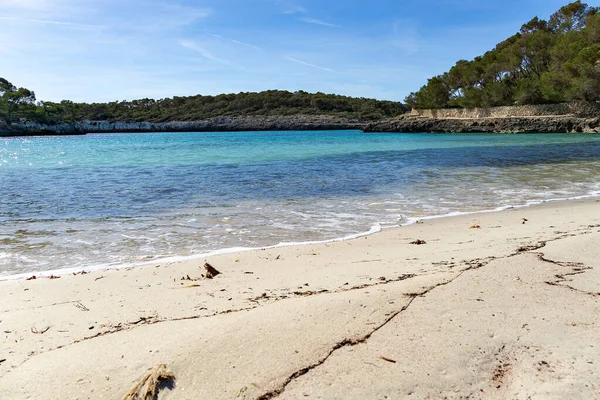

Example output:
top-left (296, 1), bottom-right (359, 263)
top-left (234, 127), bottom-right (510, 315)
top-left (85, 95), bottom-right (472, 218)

top-left (123, 364), bottom-right (175, 400)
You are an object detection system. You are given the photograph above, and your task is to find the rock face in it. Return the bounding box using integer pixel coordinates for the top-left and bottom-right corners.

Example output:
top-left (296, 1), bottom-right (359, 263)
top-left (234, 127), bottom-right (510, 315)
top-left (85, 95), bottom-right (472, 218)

top-left (407, 102), bottom-right (600, 119)
top-left (365, 102), bottom-right (600, 134)
top-left (0, 115), bottom-right (366, 137)
top-left (364, 115), bottom-right (600, 133)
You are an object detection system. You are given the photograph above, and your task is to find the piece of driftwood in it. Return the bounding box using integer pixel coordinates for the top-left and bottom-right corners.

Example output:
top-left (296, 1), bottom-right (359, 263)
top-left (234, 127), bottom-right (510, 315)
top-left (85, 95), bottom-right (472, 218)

top-left (409, 239), bottom-right (426, 245)
top-left (204, 262), bottom-right (221, 279)
top-left (123, 364), bottom-right (175, 400)
top-left (469, 225), bottom-right (481, 229)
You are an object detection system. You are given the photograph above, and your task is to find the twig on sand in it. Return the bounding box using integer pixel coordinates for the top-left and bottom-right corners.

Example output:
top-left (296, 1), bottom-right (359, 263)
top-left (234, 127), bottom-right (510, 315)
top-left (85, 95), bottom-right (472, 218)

top-left (31, 326), bottom-right (50, 334)
top-left (123, 363), bottom-right (175, 400)
top-left (378, 355), bottom-right (397, 363)
top-left (409, 239), bottom-right (427, 245)
top-left (204, 262), bottom-right (221, 279)
top-left (74, 302), bottom-right (90, 312)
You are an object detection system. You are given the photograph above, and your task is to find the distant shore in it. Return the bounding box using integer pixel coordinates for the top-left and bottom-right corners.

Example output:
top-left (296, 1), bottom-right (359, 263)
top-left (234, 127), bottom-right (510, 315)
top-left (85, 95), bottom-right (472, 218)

top-left (2, 102), bottom-right (599, 136)
top-left (0, 115), bottom-right (366, 137)
top-left (0, 106), bottom-right (600, 137)
top-left (3, 116), bottom-right (598, 137)
top-left (1, 197), bottom-right (599, 399)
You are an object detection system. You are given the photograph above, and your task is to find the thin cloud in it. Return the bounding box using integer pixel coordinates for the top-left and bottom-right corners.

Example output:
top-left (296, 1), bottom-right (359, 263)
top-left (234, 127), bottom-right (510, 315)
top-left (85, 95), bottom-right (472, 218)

top-left (125, 6), bottom-right (212, 32)
top-left (285, 57), bottom-right (334, 72)
top-left (0, 16), bottom-right (106, 28)
top-left (275, 0), bottom-right (307, 14)
top-left (299, 17), bottom-right (341, 28)
top-left (0, 0), bottom-right (50, 9)
top-left (166, 5), bottom-right (212, 20)
top-left (209, 34), bottom-right (261, 51)
top-left (180, 40), bottom-right (237, 67)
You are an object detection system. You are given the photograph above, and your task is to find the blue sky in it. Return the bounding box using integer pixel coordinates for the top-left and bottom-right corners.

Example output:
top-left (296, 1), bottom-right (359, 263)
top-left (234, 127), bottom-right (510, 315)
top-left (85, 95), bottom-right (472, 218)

top-left (0, 0), bottom-right (579, 102)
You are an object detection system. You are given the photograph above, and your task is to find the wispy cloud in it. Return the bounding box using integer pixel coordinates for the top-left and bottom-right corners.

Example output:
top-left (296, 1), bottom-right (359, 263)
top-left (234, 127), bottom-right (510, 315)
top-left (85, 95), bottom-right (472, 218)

top-left (0, 16), bottom-right (106, 29)
top-left (0, 0), bottom-right (50, 10)
top-left (299, 17), bottom-right (341, 28)
top-left (275, 0), bottom-right (306, 14)
top-left (167, 5), bottom-right (212, 20)
top-left (285, 57), bottom-right (334, 72)
top-left (124, 5), bottom-right (212, 32)
top-left (180, 40), bottom-right (237, 67)
top-left (209, 34), bottom-right (261, 50)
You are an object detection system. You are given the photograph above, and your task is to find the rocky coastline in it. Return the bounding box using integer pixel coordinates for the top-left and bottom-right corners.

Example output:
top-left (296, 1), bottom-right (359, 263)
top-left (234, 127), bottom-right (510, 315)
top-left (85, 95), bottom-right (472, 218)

top-left (0, 115), bottom-right (366, 137)
top-left (2, 103), bottom-right (600, 136)
top-left (364, 115), bottom-right (600, 133)
top-left (364, 102), bottom-right (600, 133)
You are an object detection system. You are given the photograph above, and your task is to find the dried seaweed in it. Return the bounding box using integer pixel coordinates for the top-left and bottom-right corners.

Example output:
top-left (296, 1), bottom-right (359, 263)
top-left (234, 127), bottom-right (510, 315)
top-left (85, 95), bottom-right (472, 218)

top-left (123, 364), bottom-right (175, 400)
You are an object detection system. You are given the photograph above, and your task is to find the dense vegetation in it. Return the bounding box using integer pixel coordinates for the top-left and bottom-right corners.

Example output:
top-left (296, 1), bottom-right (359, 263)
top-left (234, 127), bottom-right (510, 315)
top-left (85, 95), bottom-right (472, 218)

top-left (0, 82), bottom-right (407, 125)
top-left (406, 1), bottom-right (600, 109)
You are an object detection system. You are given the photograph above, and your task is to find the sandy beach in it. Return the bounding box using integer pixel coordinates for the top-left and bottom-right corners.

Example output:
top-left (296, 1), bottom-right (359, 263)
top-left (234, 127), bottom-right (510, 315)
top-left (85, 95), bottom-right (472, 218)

top-left (1, 198), bottom-right (599, 399)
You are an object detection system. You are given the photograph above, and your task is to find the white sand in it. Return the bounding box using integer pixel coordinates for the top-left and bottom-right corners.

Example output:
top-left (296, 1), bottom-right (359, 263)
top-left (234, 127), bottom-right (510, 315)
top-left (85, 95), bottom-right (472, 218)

top-left (1, 198), bottom-right (599, 399)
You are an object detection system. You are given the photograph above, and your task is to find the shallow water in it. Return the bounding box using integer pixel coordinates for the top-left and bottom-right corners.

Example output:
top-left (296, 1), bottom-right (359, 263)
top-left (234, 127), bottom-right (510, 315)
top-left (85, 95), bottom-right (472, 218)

top-left (2, 130), bottom-right (600, 276)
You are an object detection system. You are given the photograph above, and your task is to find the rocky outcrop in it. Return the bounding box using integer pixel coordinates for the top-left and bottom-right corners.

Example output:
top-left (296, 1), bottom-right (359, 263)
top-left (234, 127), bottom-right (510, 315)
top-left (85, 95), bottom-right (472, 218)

top-left (365, 115), bottom-right (600, 133)
top-left (365, 102), bottom-right (600, 133)
top-left (408, 102), bottom-right (600, 119)
top-left (0, 115), bottom-right (366, 137)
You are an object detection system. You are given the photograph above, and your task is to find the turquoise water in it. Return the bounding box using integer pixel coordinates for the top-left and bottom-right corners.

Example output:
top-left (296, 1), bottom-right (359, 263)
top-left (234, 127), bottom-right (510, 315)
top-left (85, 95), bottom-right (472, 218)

top-left (2, 130), bottom-right (600, 276)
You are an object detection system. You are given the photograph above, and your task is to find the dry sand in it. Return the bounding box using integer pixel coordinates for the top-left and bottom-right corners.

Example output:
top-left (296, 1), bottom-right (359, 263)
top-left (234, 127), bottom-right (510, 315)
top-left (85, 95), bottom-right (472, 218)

top-left (1, 198), bottom-right (599, 399)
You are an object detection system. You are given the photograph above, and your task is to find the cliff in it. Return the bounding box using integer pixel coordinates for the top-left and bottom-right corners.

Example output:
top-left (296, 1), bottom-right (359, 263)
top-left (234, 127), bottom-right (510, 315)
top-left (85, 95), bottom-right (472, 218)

top-left (0, 115), bottom-right (366, 137)
top-left (364, 102), bottom-right (600, 133)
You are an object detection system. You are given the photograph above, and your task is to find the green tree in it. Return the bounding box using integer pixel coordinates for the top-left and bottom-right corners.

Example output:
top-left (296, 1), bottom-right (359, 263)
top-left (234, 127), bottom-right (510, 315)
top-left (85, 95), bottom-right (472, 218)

top-left (405, 1), bottom-right (600, 109)
top-left (0, 78), bottom-right (36, 124)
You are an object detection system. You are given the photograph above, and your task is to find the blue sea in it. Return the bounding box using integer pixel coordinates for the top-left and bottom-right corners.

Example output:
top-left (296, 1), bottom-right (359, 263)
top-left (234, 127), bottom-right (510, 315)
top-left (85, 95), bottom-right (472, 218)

top-left (2, 130), bottom-right (600, 277)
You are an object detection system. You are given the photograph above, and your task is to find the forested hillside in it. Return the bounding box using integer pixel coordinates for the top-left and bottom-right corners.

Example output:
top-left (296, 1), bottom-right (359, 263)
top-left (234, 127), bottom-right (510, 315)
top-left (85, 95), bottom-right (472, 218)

top-left (0, 82), bottom-right (407, 125)
top-left (406, 1), bottom-right (600, 109)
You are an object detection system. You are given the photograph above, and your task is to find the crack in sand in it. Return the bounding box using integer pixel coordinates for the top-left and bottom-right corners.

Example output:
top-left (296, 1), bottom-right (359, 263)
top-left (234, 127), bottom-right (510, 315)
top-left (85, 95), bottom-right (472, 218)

top-left (537, 253), bottom-right (599, 296)
top-left (7, 306), bottom-right (259, 373)
top-left (255, 263), bottom-right (488, 400)
top-left (0, 300), bottom-right (84, 315)
top-left (253, 231), bottom-right (597, 399)
top-left (7, 272), bottom-right (426, 372)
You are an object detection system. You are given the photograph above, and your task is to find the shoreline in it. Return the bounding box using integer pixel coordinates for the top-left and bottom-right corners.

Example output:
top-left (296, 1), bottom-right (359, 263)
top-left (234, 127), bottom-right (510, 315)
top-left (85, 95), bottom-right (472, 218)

top-left (3, 192), bottom-right (599, 282)
top-left (2, 196), bottom-right (600, 398)
top-left (0, 116), bottom-right (366, 137)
